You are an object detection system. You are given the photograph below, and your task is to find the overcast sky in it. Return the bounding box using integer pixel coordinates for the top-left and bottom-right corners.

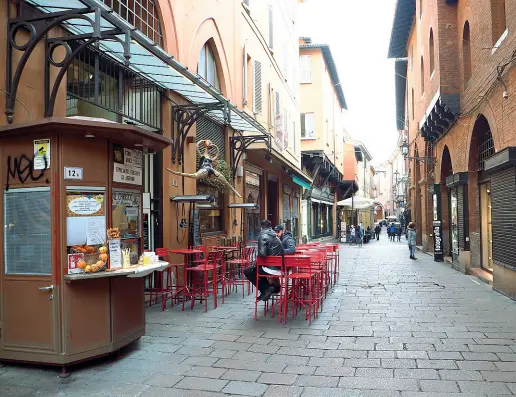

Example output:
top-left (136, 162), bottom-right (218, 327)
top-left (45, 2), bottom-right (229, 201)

top-left (298, 0), bottom-right (398, 165)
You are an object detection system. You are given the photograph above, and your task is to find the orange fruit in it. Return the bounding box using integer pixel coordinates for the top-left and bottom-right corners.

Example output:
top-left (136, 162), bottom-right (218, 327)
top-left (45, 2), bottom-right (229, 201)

top-left (91, 264), bottom-right (98, 273)
top-left (99, 254), bottom-right (108, 262)
top-left (77, 260), bottom-right (87, 269)
top-left (99, 246), bottom-right (108, 254)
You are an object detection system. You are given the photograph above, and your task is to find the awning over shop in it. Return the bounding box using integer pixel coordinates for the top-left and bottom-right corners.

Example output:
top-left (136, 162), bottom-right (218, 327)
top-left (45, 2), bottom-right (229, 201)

top-left (0, 117), bottom-right (172, 152)
top-left (250, 147), bottom-right (312, 188)
top-left (20, 0), bottom-right (268, 135)
top-left (337, 180), bottom-right (359, 200)
top-left (337, 196), bottom-right (376, 210)
top-left (292, 175), bottom-right (311, 190)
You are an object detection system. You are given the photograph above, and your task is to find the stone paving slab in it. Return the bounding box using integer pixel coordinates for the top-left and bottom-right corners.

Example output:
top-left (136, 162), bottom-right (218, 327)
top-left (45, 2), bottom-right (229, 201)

top-left (2, 238), bottom-right (516, 396)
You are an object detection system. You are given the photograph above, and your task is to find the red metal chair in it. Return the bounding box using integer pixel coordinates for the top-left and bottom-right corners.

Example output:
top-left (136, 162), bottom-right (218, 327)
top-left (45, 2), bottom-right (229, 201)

top-left (225, 246), bottom-right (255, 298)
top-left (254, 256), bottom-right (286, 322)
top-left (183, 250), bottom-right (223, 312)
top-left (284, 255), bottom-right (318, 324)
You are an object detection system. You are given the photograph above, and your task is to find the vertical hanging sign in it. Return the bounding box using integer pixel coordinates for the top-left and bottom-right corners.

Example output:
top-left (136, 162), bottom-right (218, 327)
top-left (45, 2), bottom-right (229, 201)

top-left (433, 220), bottom-right (444, 262)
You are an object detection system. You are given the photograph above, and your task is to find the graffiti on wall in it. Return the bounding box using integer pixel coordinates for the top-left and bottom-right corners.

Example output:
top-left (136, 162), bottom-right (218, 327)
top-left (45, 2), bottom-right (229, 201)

top-left (6, 154), bottom-right (49, 191)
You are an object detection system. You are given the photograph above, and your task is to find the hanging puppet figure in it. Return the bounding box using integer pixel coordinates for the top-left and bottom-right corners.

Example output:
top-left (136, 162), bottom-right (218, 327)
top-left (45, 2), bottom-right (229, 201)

top-left (167, 139), bottom-right (242, 198)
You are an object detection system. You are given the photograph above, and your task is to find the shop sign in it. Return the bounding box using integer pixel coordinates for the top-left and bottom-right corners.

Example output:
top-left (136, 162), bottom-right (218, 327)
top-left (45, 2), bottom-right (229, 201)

top-left (68, 196), bottom-right (102, 215)
top-left (433, 220), bottom-right (444, 262)
top-left (109, 239), bottom-right (122, 269)
top-left (143, 213), bottom-right (149, 250)
top-left (113, 148), bottom-right (143, 185)
top-left (33, 139), bottom-right (50, 170)
top-left (112, 191), bottom-right (140, 206)
top-left (64, 167), bottom-right (83, 180)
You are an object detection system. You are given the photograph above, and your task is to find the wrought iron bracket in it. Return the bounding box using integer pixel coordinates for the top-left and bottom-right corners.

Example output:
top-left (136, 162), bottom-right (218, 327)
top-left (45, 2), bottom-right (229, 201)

top-left (171, 103), bottom-right (227, 165)
top-left (229, 134), bottom-right (271, 180)
top-left (406, 156), bottom-right (437, 165)
top-left (5, 5), bottom-right (131, 123)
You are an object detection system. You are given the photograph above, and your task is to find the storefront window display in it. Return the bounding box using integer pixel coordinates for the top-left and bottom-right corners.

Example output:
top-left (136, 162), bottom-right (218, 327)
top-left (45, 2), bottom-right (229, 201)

top-left (197, 183), bottom-right (224, 233)
top-left (112, 190), bottom-right (142, 264)
top-left (450, 190), bottom-right (459, 256)
top-left (246, 170), bottom-right (261, 242)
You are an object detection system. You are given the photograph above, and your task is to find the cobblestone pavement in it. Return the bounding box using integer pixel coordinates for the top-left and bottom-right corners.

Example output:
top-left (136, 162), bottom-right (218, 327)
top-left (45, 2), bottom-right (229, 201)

top-left (2, 236), bottom-right (516, 396)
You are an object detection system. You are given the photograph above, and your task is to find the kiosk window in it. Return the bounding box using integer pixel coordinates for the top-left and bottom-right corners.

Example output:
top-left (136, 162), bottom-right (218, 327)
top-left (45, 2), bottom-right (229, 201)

top-left (4, 188), bottom-right (52, 275)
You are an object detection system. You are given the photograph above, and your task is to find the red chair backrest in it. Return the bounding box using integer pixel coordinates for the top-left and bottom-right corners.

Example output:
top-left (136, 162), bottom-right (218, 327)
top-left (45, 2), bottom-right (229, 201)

top-left (257, 256), bottom-right (283, 269)
top-left (155, 248), bottom-right (169, 259)
top-left (285, 255), bottom-right (311, 269)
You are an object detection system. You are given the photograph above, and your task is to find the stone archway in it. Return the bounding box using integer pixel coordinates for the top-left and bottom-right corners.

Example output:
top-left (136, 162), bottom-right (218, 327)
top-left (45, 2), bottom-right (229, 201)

top-left (440, 145), bottom-right (453, 256)
top-left (468, 114), bottom-right (495, 271)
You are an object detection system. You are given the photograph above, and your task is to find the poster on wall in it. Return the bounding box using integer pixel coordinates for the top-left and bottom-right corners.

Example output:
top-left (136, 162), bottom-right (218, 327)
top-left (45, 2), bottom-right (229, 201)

top-left (33, 138), bottom-right (50, 170)
top-left (66, 192), bottom-right (106, 246)
top-left (113, 147), bottom-right (143, 185)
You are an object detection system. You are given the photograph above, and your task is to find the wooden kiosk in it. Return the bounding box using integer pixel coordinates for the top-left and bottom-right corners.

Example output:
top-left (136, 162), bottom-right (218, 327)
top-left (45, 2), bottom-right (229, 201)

top-left (0, 117), bottom-right (171, 373)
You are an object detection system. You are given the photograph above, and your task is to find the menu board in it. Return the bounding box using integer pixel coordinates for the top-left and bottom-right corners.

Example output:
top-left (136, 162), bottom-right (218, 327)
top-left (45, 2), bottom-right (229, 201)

top-left (66, 191), bottom-right (106, 246)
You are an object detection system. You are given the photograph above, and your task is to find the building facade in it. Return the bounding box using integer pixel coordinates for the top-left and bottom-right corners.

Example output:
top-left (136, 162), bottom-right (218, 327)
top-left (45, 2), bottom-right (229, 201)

top-left (0, 0), bottom-right (317, 361)
top-left (298, 37), bottom-right (355, 241)
top-left (389, 0), bottom-right (516, 298)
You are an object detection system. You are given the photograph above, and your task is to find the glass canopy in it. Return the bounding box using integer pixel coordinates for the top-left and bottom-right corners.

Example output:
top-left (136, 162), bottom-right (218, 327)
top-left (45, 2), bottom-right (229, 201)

top-left (24, 0), bottom-right (267, 135)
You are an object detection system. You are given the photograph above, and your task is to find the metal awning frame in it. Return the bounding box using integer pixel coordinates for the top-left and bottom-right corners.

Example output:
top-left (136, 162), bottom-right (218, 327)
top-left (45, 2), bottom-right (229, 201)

top-left (7, 0), bottom-right (270, 144)
top-left (229, 133), bottom-right (271, 180)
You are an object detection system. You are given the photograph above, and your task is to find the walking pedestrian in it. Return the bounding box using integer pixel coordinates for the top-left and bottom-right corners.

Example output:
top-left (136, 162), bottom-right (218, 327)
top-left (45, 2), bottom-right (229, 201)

top-left (356, 224), bottom-right (363, 247)
top-left (350, 225), bottom-right (356, 245)
top-left (374, 224), bottom-right (381, 240)
top-left (407, 222), bottom-right (417, 260)
top-left (389, 223), bottom-right (395, 241)
top-left (396, 223), bottom-right (402, 241)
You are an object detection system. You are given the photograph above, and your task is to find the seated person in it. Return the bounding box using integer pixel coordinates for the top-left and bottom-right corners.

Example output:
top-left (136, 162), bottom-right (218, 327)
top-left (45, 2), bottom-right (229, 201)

top-left (274, 224), bottom-right (296, 254)
top-left (244, 220), bottom-right (284, 301)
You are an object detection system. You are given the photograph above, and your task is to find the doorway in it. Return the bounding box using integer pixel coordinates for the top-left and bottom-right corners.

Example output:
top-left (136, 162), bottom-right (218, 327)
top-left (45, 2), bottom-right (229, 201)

top-left (450, 188), bottom-right (459, 259)
top-left (267, 177), bottom-right (278, 226)
top-left (2, 187), bottom-right (59, 356)
top-left (480, 183), bottom-right (493, 271)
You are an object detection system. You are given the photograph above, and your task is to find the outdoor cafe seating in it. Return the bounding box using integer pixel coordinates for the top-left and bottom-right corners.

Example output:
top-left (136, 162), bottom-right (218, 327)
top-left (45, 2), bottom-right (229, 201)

top-left (144, 236), bottom-right (340, 325)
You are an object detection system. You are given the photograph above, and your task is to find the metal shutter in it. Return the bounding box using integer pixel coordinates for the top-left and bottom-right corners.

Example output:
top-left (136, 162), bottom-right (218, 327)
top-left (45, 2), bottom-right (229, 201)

top-left (196, 117), bottom-right (225, 161)
top-left (457, 186), bottom-right (465, 250)
top-left (253, 61), bottom-right (262, 114)
top-left (491, 167), bottom-right (516, 268)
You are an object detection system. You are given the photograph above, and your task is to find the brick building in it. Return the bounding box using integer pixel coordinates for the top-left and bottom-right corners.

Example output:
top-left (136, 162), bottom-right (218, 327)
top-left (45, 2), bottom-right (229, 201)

top-left (389, 0), bottom-right (516, 298)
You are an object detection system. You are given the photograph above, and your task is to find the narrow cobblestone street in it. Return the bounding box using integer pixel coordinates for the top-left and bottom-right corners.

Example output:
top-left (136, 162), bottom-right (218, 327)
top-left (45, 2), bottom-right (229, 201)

top-left (2, 235), bottom-right (516, 397)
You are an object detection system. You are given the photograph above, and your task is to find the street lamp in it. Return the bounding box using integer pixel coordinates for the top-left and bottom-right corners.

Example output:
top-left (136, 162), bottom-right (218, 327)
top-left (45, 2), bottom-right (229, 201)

top-left (400, 139), bottom-right (436, 165)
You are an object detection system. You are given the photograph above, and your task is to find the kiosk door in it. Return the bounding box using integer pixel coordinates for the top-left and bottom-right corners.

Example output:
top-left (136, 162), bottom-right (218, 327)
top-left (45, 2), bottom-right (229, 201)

top-left (1, 187), bottom-right (59, 357)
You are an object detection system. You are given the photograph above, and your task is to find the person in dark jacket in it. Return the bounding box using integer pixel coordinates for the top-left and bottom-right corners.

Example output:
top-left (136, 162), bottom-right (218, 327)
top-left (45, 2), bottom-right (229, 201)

top-left (374, 224), bottom-right (381, 240)
top-left (274, 225), bottom-right (296, 254)
top-left (396, 224), bottom-right (402, 241)
top-left (244, 220), bottom-right (284, 301)
top-left (389, 223), bottom-right (396, 241)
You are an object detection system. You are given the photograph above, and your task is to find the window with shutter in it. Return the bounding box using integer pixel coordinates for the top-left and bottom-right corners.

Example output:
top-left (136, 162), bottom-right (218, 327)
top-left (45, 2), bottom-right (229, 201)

top-left (4, 188), bottom-right (52, 275)
top-left (300, 55), bottom-right (312, 83)
top-left (269, 5), bottom-right (274, 49)
top-left (243, 45), bottom-right (248, 104)
top-left (253, 60), bottom-right (262, 114)
top-left (301, 114), bottom-right (306, 138)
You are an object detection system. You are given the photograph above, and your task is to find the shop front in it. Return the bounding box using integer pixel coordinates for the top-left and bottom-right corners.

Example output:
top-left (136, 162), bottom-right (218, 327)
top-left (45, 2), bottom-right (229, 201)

top-left (244, 149), bottom-right (309, 243)
top-left (485, 147), bottom-right (516, 299)
top-left (0, 118), bottom-right (171, 370)
top-left (445, 172), bottom-right (470, 272)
